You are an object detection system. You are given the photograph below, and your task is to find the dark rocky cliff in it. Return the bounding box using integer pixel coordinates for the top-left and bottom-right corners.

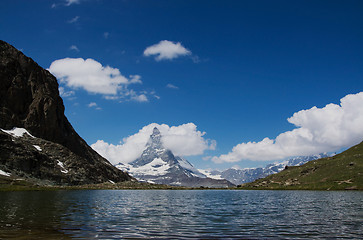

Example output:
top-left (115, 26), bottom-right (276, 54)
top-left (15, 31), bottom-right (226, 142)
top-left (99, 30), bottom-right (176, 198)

top-left (0, 40), bottom-right (132, 185)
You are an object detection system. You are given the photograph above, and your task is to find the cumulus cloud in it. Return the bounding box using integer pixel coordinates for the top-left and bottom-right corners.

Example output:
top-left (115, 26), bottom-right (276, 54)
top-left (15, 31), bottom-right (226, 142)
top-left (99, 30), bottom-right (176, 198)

top-left (212, 92), bottom-right (363, 163)
top-left (49, 58), bottom-right (148, 102)
top-left (91, 123), bottom-right (216, 165)
top-left (166, 83), bottom-right (179, 89)
top-left (144, 40), bottom-right (191, 61)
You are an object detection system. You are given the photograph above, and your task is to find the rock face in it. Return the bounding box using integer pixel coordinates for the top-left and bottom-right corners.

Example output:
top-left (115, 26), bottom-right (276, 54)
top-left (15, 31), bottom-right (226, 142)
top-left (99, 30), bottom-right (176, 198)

top-left (0, 40), bottom-right (132, 185)
top-left (202, 154), bottom-right (331, 185)
top-left (116, 127), bottom-right (234, 188)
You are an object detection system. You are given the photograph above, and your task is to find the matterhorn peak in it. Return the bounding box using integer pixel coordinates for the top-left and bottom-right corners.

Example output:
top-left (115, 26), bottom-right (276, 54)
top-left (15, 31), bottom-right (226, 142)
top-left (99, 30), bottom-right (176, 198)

top-left (146, 126), bottom-right (162, 148)
top-left (118, 125), bottom-right (234, 187)
top-left (149, 127), bottom-right (161, 143)
top-left (151, 127), bottom-right (161, 137)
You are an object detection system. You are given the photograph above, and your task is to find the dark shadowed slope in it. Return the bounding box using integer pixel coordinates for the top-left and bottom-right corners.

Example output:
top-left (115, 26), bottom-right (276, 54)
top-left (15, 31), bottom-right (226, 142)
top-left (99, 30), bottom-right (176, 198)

top-left (0, 40), bottom-right (132, 185)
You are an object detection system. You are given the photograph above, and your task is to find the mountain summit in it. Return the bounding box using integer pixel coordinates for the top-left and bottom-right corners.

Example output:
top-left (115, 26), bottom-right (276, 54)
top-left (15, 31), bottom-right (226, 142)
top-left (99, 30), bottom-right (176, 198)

top-left (0, 40), bottom-right (131, 185)
top-left (131, 127), bottom-right (169, 168)
top-left (116, 127), bottom-right (234, 188)
top-left (149, 127), bottom-right (162, 146)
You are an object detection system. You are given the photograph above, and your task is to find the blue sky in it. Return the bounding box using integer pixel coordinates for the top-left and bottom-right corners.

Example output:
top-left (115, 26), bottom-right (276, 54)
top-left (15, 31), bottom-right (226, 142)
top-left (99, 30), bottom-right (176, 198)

top-left (1, 0), bottom-right (363, 170)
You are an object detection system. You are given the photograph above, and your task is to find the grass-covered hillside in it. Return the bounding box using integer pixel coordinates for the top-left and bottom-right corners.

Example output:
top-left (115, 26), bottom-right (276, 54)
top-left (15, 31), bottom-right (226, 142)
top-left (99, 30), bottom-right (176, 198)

top-left (241, 141), bottom-right (363, 190)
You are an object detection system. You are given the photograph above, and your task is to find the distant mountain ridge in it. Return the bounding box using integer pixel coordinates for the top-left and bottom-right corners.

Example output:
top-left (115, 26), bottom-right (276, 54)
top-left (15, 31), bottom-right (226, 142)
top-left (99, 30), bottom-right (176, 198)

top-left (200, 154), bottom-right (331, 185)
top-left (116, 127), bottom-right (234, 188)
top-left (0, 40), bottom-right (132, 185)
top-left (241, 141), bottom-right (363, 190)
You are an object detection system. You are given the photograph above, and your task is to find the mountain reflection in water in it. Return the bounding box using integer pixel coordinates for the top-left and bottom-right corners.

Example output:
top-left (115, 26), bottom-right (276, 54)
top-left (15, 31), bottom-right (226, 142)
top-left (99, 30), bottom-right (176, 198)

top-left (0, 190), bottom-right (361, 239)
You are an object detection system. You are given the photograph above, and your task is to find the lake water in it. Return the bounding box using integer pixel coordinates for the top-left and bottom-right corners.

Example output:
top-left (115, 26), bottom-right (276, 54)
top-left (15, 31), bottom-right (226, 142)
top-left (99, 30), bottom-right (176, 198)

top-left (0, 190), bottom-right (362, 239)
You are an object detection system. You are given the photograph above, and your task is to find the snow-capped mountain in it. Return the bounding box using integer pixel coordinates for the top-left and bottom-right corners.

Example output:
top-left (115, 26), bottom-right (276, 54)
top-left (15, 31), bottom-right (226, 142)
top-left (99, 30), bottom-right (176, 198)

top-left (200, 154), bottom-right (331, 185)
top-left (115, 127), bottom-right (234, 188)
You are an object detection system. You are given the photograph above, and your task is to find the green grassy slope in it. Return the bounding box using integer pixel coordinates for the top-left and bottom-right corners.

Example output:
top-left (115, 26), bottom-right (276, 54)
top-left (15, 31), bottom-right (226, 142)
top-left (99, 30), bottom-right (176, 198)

top-left (241, 141), bottom-right (363, 190)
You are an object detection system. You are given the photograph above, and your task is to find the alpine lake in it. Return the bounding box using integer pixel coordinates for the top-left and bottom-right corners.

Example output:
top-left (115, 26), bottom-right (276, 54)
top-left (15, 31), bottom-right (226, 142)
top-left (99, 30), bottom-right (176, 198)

top-left (0, 190), bottom-right (362, 239)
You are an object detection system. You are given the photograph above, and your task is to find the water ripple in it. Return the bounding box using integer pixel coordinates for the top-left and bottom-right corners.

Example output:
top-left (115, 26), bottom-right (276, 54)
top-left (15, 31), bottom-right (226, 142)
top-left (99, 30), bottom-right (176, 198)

top-left (0, 190), bottom-right (362, 239)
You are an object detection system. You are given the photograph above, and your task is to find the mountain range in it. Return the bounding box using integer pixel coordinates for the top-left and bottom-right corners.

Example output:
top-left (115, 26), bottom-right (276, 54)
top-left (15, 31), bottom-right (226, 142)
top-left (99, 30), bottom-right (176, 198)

top-left (115, 127), bottom-right (234, 188)
top-left (1, 40), bottom-right (361, 190)
top-left (200, 153), bottom-right (330, 185)
top-left (241, 141), bottom-right (363, 190)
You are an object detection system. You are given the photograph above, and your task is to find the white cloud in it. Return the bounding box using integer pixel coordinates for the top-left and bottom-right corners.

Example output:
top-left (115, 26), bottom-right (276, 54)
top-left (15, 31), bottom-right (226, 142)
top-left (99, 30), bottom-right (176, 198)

top-left (144, 40), bottom-right (191, 61)
top-left (91, 123), bottom-right (216, 165)
top-left (51, 0), bottom-right (80, 8)
top-left (131, 94), bottom-right (148, 102)
top-left (212, 92), bottom-right (363, 163)
top-left (166, 83), bottom-right (179, 89)
top-left (69, 45), bottom-right (79, 52)
top-left (68, 16), bottom-right (80, 23)
top-left (65, 0), bottom-right (81, 6)
top-left (88, 102), bottom-right (97, 107)
top-left (202, 156), bottom-right (212, 161)
top-left (104, 32), bottom-right (109, 39)
top-left (58, 87), bottom-right (75, 98)
top-left (208, 139), bottom-right (217, 150)
top-left (49, 58), bottom-right (148, 102)
top-left (129, 75), bottom-right (142, 84)
top-left (88, 102), bottom-right (101, 110)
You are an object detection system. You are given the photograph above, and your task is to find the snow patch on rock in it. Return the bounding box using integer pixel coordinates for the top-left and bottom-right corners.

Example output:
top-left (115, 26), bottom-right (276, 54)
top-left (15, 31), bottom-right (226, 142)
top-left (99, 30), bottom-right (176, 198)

top-left (0, 169), bottom-right (11, 177)
top-left (33, 145), bottom-right (42, 151)
top-left (1, 127), bottom-right (35, 138)
top-left (57, 160), bottom-right (69, 174)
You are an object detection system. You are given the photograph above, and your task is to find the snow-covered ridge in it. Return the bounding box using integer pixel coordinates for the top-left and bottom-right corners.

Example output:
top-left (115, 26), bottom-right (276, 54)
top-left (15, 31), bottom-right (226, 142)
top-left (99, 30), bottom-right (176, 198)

top-left (177, 157), bottom-right (206, 178)
top-left (198, 169), bottom-right (223, 180)
top-left (1, 127), bottom-right (35, 138)
top-left (117, 158), bottom-right (171, 176)
top-left (199, 153), bottom-right (332, 185)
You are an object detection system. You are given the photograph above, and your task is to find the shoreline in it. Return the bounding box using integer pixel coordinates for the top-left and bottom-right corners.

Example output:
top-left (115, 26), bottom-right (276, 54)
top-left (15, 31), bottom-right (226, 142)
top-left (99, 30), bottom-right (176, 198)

top-left (1, 180), bottom-right (361, 192)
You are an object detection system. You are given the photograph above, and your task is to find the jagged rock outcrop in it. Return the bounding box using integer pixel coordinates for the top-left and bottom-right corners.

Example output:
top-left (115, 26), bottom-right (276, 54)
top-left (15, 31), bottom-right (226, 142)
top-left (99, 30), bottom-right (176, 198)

top-left (116, 127), bottom-right (235, 188)
top-left (0, 40), bottom-right (132, 185)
